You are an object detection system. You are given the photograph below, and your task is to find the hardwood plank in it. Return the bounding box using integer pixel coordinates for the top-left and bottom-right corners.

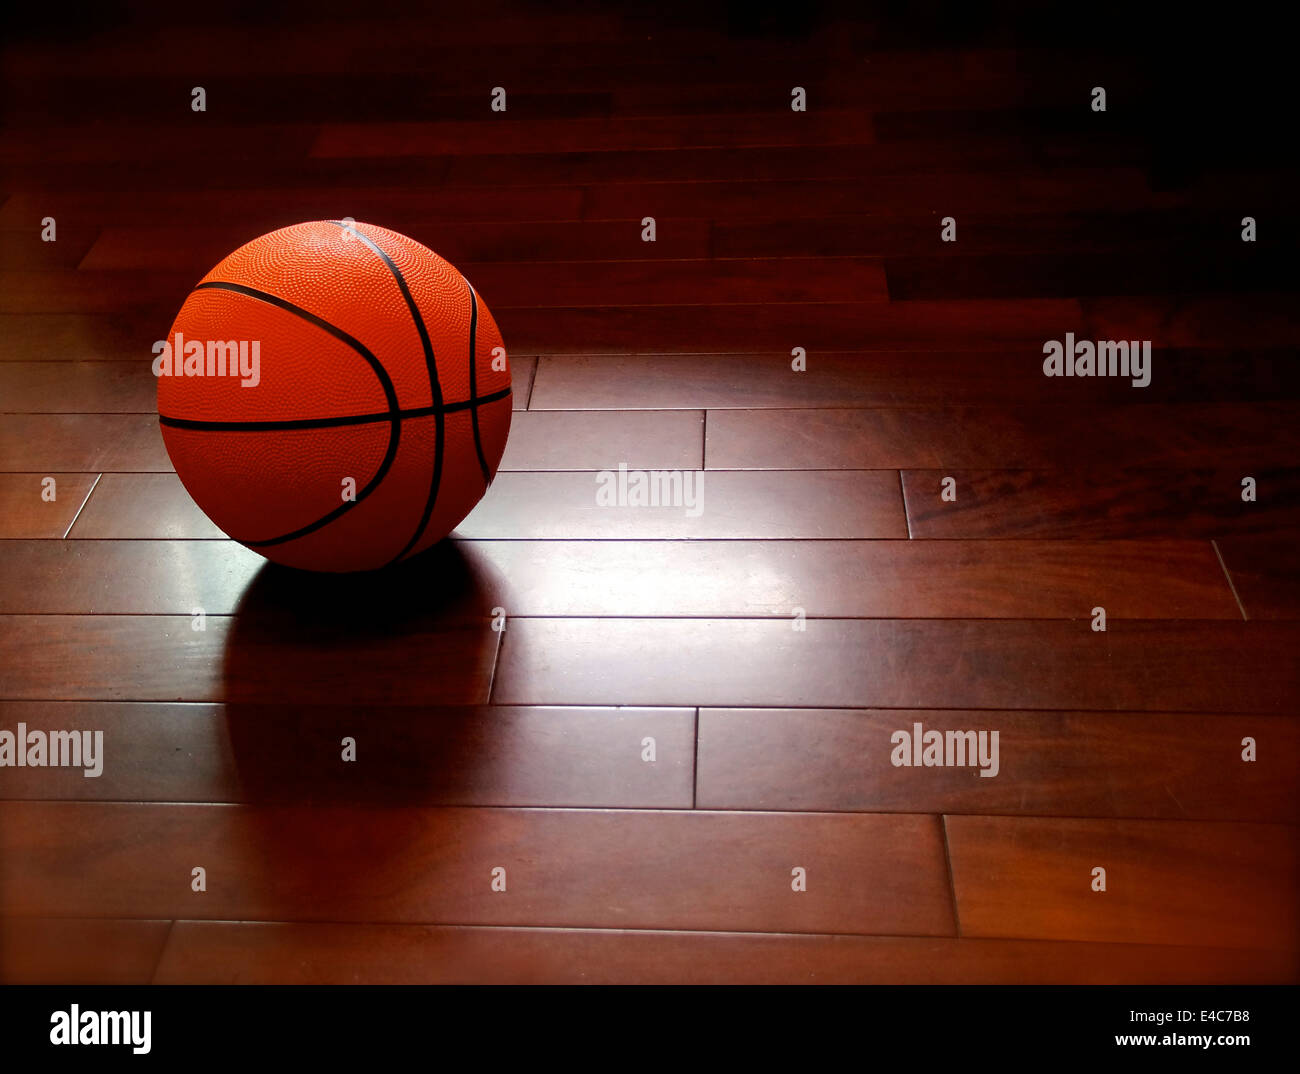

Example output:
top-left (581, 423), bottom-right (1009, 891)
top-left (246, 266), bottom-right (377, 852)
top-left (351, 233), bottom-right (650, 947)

top-left (5, 80), bottom-right (610, 128)
top-left (581, 170), bottom-right (1167, 219)
top-left (0, 473), bottom-right (98, 538)
top-left (0, 187), bottom-right (587, 229)
top-left (3, 35), bottom-right (857, 83)
top-left (706, 403), bottom-right (1300, 469)
top-left (80, 220), bottom-right (714, 271)
top-left (0, 123), bottom-right (320, 165)
top-left (1, 21), bottom-right (636, 81)
top-left (0, 615), bottom-right (497, 703)
top-left (696, 708), bottom-right (1299, 821)
top-left (310, 111), bottom-right (876, 156)
top-left (500, 300), bottom-right (1080, 353)
top-left (0, 702), bottom-right (695, 807)
top-left (847, 48), bottom-right (1142, 113)
top-left (0, 534), bottom-right (501, 616)
top-left (0, 538), bottom-right (1238, 620)
top-left (1216, 535), bottom-right (1300, 620)
top-left (65, 207), bottom-right (1277, 274)
top-left (517, 297), bottom-right (1300, 357)
top-left (154, 921), bottom-right (1298, 985)
top-left (1, 305), bottom-right (1083, 364)
top-left (902, 468), bottom-right (1300, 539)
top-left (886, 250), bottom-right (1300, 300)
top-left (529, 351), bottom-right (1300, 407)
top-left (0, 313), bottom-right (160, 362)
top-left (0, 414), bottom-right (168, 470)
top-left (0, 225), bottom-right (100, 269)
top-left (712, 209), bottom-right (1300, 259)
top-left (441, 139), bottom-right (1049, 188)
top-left (12, 153), bottom-right (454, 195)
top-left (12, 35), bottom-right (1149, 83)
top-left (464, 257), bottom-right (889, 308)
top-left (0, 803), bottom-right (954, 935)
top-left (714, 213), bottom-right (945, 259)
top-left (457, 537), bottom-right (1237, 619)
top-left (946, 816), bottom-right (1299, 949)
top-left (604, 60), bottom-right (1123, 119)
top-left (67, 473), bottom-right (224, 539)
top-left (492, 618), bottom-right (1300, 712)
top-left (64, 470), bottom-right (905, 540)
top-left (0, 270), bottom-right (191, 314)
top-left (0, 258), bottom-right (889, 314)
top-left (6, 32), bottom-right (1081, 83)
top-left (0, 541), bottom-right (260, 614)
top-left (0, 918), bottom-right (170, 985)
top-left (458, 471), bottom-right (908, 540)
top-left (0, 361), bottom-right (154, 409)
top-left (513, 356), bottom-right (536, 411)
top-left (499, 410), bottom-right (704, 470)
top-left (1083, 295), bottom-right (1300, 349)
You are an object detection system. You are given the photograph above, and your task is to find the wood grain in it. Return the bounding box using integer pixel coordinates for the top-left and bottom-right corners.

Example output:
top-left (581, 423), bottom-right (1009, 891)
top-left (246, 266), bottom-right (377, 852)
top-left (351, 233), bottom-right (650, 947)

top-left (0, 258), bottom-right (889, 313)
top-left (529, 351), bottom-right (1300, 407)
top-left (0, 313), bottom-right (161, 362)
top-left (1216, 535), bottom-right (1300, 620)
top-left (0, 701), bottom-right (695, 807)
top-left (0, 802), bottom-right (954, 935)
top-left (58, 469), bottom-right (908, 540)
top-left (706, 403), bottom-right (1300, 470)
top-left (0, 225), bottom-right (100, 269)
top-left (0, 538), bottom-right (1239, 619)
top-left (458, 470), bottom-right (908, 539)
top-left (946, 816), bottom-right (1299, 949)
top-left (309, 111), bottom-right (877, 156)
top-left (499, 410), bottom-right (704, 470)
top-left (80, 220), bottom-right (715, 270)
top-left (886, 250), bottom-right (1299, 300)
top-left (492, 618), bottom-right (1300, 711)
top-left (0, 414), bottom-right (168, 471)
top-left (581, 170), bottom-right (1165, 219)
top-left (696, 708), bottom-right (1299, 820)
top-left (0, 614), bottom-right (498, 703)
top-left (153, 921), bottom-right (1299, 985)
top-left (67, 473), bottom-right (224, 539)
top-left (0, 361), bottom-right (154, 409)
top-left (0, 187), bottom-right (587, 229)
top-left (0, 472), bottom-right (99, 538)
top-left (0, 918), bottom-right (170, 985)
top-left (903, 468), bottom-right (1300, 539)
top-left (712, 208), bottom-right (1299, 258)
top-left (500, 301), bottom-right (1081, 354)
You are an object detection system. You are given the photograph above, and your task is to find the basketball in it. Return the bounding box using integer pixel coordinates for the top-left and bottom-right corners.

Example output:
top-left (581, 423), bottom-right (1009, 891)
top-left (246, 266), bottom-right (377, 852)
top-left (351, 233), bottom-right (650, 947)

top-left (154, 220), bottom-right (512, 572)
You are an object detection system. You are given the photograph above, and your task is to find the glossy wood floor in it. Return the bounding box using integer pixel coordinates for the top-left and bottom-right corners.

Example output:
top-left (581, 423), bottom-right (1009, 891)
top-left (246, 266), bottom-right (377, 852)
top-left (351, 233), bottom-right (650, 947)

top-left (2, 3), bottom-right (1298, 984)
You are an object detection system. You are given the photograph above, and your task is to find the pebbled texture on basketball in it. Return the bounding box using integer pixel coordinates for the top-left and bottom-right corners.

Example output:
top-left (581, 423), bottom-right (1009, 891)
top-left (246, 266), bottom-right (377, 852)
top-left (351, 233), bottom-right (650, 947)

top-left (156, 220), bottom-right (512, 572)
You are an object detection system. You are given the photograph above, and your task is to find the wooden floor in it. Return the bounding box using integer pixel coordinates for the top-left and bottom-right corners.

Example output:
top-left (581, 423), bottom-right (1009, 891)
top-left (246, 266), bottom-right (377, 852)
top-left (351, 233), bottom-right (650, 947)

top-left (2, 3), bottom-right (1298, 984)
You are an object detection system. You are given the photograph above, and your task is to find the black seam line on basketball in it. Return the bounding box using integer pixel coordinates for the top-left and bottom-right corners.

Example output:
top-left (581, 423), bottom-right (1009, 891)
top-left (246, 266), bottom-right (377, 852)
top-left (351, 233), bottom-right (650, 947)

top-left (463, 278), bottom-right (492, 485)
top-left (189, 280), bottom-right (402, 548)
top-left (324, 221), bottom-right (445, 566)
top-left (158, 387), bottom-right (512, 432)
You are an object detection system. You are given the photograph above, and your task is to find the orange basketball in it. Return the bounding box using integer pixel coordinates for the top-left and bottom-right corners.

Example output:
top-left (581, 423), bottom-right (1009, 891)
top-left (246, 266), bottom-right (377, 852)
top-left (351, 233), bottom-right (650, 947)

top-left (155, 221), bottom-right (512, 572)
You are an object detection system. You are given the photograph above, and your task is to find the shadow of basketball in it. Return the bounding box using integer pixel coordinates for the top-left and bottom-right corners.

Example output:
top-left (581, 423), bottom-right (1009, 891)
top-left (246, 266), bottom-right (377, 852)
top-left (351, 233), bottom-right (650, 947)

top-left (218, 540), bottom-right (508, 914)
